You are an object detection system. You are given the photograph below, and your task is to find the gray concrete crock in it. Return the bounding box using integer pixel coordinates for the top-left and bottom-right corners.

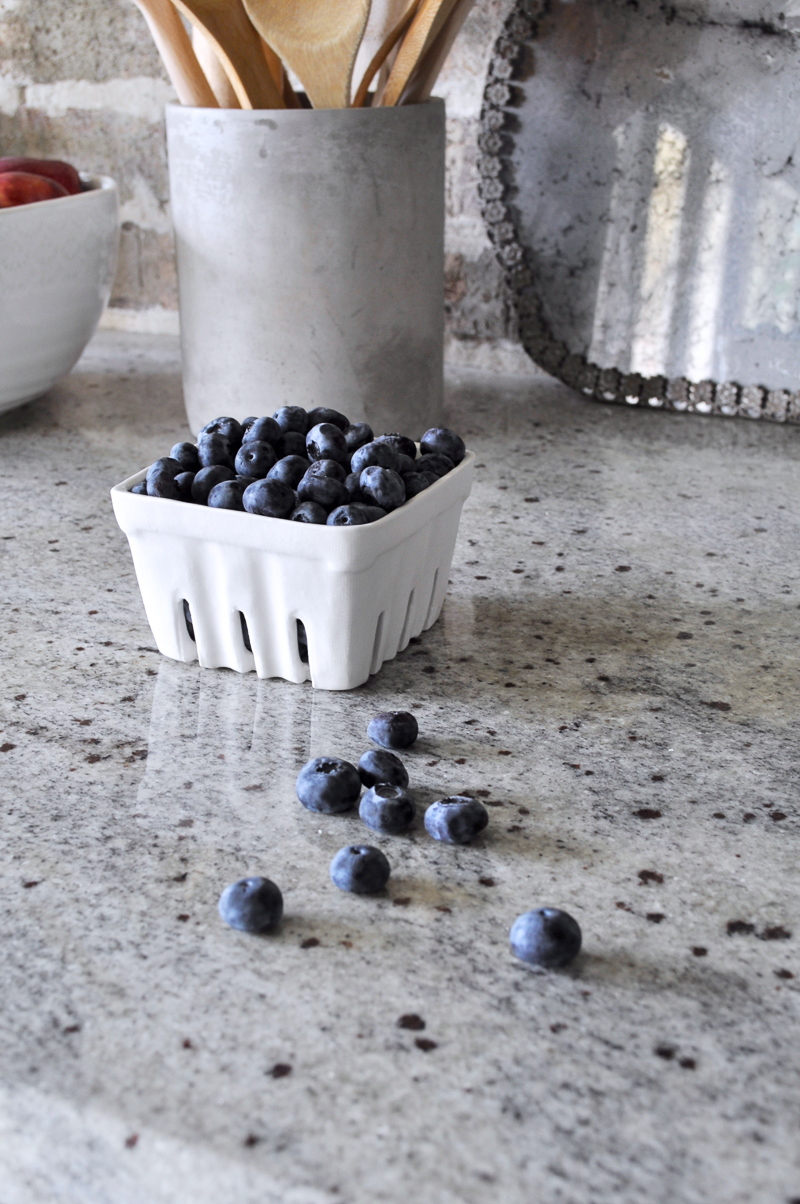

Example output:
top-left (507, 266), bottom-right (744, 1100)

top-left (166, 101), bottom-right (445, 436)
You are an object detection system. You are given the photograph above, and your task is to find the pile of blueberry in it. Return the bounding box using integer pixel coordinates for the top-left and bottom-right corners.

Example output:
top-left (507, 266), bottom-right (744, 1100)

top-left (218, 709), bottom-right (582, 970)
top-left (131, 408), bottom-right (466, 528)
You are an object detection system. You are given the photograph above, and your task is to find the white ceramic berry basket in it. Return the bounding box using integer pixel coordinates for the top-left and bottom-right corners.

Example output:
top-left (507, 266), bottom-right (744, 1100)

top-left (111, 454), bottom-right (474, 690)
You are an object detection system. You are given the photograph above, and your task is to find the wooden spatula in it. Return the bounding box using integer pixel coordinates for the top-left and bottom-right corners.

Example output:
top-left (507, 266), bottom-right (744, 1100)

top-left (243, 0), bottom-right (372, 109)
top-left (352, 0), bottom-right (421, 108)
top-left (380, 0), bottom-right (460, 106)
top-left (398, 0), bottom-right (476, 104)
top-left (192, 26), bottom-right (240, 107)
top-left (169, 0), bottom-right (284, 108)
top-left (133, 0), bottom-right (218, 106)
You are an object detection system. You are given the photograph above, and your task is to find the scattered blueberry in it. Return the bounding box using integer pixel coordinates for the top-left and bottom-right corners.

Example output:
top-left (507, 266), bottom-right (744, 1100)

top-left (169, 441), bottom-right (201, 472)
top-left (350, 440), bottom-right (400, 476)
top-left (197, 432), bottom-right (236, 470)
top-left (415, 453), bottom-right (454, 479)
top-left (199, 416), bottom-right (243, 445)
top-left (296, 757), bottom-right (361, 814)
top-left (191, 464), bottom-right (235, 504)
top-left (276, 431), bottom-right (309, 459)
top-left (368, 711), bottom-right (418, 749)
top-left (424, 796), bottom-right (488, 844)
top-left (330, 845), bottom-right (391, 894)
top-left (273, 405), bottom-right (309, 434)
top-left (305, 457), bottom-right (346, 482)
top-left (359, 784), bottom-right (416, 834)
top-left (243, 478), bottom-right (297, 518)
top-left (267, 455), bottom-right (311, 489)
top-left (218, 876), bottom-right (283, 933)
top-left (307, 406), bottom-right (349, 431)
top-left (509, 908), bottom-right (582, 968)
top-left (291, 500), bottom-right (328, 524)
top-left (376, 433), bottom-right (417, 460)
top-left (241, 415), bottom-right (282, 446)
top-left (343, 422), bottom-right (374, 454)
top-left (297, 470), bottom-right (349, 510)
top-left (327, 503), bottom-right (382, 526)
top-left (358, 748), bottom-right (409, 789)
top-left (420, 427), bottom-right (465, 465)
top-left (208, 478), bottom-right (249, 510)
top-left (360, 466), bottom-right (405, 511)
top-left (306, 423), bottom-right (349, 467)
top-left (235, 439), bottom-right (277, 478)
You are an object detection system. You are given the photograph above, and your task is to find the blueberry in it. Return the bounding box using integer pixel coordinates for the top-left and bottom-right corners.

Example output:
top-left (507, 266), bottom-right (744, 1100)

top-left (241, 415), bottom-right (282, 446)
top-left (235, 439), bottom-right (277, 479)
top-left (276, 431), bottom-right (309, 459)
top-left (208, 478), bottom-right (248, 510)
top-left (343, 422), bottom-right (374, 454)
top-left (218, 876), bottom-right (283, 933)
top-left (169, 441), bottom-right (201, 472)
top-left (273, 405), bottom-right (309, 434)
top-left (146, 457), bottom-right (182, 498)
top-left (509, 908), bottom-right (582, 969)
top-left (367, 711), bottom-right (418, 749)
top-left (307, 406), bottom-right (349, 431)
top-left (376, 433), bottom-right (417, 460)
top-left (415, 453), bottom-right (454, 479)
top-left (420, 427), bottom-right (465, 465)
top-left (360, 505), bottom-right (387, 523)
top-left (175, 471), bottom-right (195, 501)
top-left (199, 416), bottom-right (243, 445)
top-left (344, 472), bottom-right (365, 503)
top-left (330, 845), bottom-right (390, 894)
top-left (291, 500), bottom-right (328, 524)
top-left (327, 503), bottom-right (382, 526)
top-left (404, 473), bottom-right (435, 498)
top-left (296, 756), bottom-right (361, 814)
top-left (267, 455), bottom-right (310, 489)
top-left (350, 439), bottom-right (400, 476)
top-left (306, 422), bottom-right (349, 467)
top-left (191, 464), bottom-right (235, 504)
top-left (243, 477), bottom-right (297, 518)
top-left (359, 465), bottom-right (406, 511)
top-left (297, 470), bottom-right (349, 510)
top-left (240, 416), bottom-right (259, 437)
top-left (359, 784), bottom-right (416, 835)
top-left (395, 453), bottom-right (417, 477)
top-left (424, 796), bottom-right (488, 844)
top-left (197, 432), bottom-right (237, 470)
top-left (305, 457), bottom-right (346, 482)
top-left (130, 480), bottom-right (148, 495)
top-left (358, 748), bottom-right (409, 788)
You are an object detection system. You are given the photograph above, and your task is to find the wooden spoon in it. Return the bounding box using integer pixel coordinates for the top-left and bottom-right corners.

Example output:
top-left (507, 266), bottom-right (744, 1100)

top-left (398, 0), bottom-right (476, 104)
top-left (243, 0), bottom-right (372, 109)
top-left (380, 0), bottom-right (460, 106)
top-left (133, 0), bottom-right (218, 106)
top-left (192, 26), bottom-right (240, 107)
top-left (352, 0), bottom-right (421, 108)
top-left (169, 0), bottom-right (284, 109)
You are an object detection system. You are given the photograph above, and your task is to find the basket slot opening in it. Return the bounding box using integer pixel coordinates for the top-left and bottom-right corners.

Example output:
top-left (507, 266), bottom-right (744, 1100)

top-left (239, 612), bottom-right (252, 653)
top-left (296, 619), bottom-right (309, 665)
top-left (182, 599), bottom-right (195, 642)
top-left (399, 589), bottom-right (416, 648)
top-left (424, 569), bottom-right (440, 627)
top-left (370, 611), bottom-right (386, 676)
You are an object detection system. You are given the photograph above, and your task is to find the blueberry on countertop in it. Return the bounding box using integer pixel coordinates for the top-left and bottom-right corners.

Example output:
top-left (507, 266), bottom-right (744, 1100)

top-left (350, 439), bottom-right (400, 476)
top-left (274, 405), bottom-right (309, 434)
top-left (291, 500), bottom-right (328, 524)
top-left (343, 422), bottom-right (374, 454)
top-left (367, 711), bottom-right (418, 749)
top-left (296, 756), bottom-right (361, 814)
top-left (199, 416), bottom-right (243, 446)
top-left (307, 406), bottom-right (349, 431)
top-left (420, 427), bottom-right (465, 466)
top-left (243, 478), bottom-right (297, 518)
top-left (359, 465), bottom-right (405, 511)
top-left (424, 796), bottom-right (488, 844)
top-left (330, 845), bottom-right (391, 894)
top-left (197, 432), bottom-right (237, 471)
top-left (242, 415), bottom-right (282, 447)
top-left (208, 478), bottom-right (248, 510)
top-left (268, 455), bottom-right (310, 489)
top-left (297, 471), bottom-right (349, 510)
top-left (218, 876), bottom-right (283, 933)
top-left (306, 422), bottom-right (349, 467)
top-left (359, 784), bottom-right (416, 835)
top-left (276, 431), bottom-right (309, 459)
top-left (235, 439), bottom-right (278, 479)
top-left (358, 748), bottom-right (409, 789)
top-left (191, 464), bottom-right (236, 505)
top-left (169, 441), bottom-right (201, 473)
top-left (376, 433), bottom-right (417, 460)
top-left (509, 908), bottom-right (582, 969)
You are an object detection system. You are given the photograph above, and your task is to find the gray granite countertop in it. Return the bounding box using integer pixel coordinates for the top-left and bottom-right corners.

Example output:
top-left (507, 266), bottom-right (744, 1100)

top-left (1, 333), bottom-right (798, 1204)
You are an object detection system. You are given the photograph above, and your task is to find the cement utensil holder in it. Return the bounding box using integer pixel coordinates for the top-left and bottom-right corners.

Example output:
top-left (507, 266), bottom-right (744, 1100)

top-left (166, 100), bottom-right (445, 437)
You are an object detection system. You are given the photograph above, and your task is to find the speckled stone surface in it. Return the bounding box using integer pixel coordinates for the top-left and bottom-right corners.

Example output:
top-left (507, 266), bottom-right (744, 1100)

top-left (0, 333), bottom-right (798, 1204)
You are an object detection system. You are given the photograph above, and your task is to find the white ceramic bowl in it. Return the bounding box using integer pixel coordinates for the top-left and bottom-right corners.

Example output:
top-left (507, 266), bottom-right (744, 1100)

top-left (0, 174), bottom-right (119, 414)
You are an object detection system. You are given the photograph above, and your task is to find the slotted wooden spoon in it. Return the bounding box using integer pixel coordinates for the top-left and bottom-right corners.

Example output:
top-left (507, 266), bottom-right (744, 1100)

top-left (380, 0), bottom-right (460, 106)
top-left (169, 0), bottom-right (284, 108)
top-left (243, 0), bottom-right (372, 109)
top-left (133, 0), bottom-right (218, 106)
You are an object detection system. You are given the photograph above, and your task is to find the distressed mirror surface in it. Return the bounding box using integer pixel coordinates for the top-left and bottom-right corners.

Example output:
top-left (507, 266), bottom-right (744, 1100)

top-left (481, 0), bottom-right (800, 420)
